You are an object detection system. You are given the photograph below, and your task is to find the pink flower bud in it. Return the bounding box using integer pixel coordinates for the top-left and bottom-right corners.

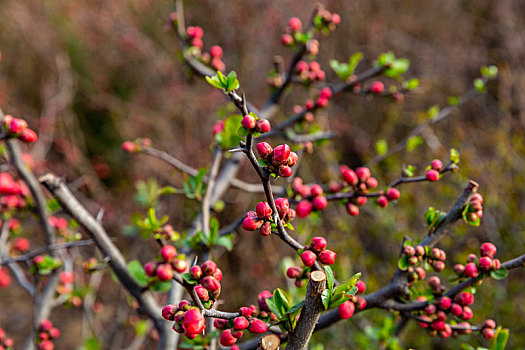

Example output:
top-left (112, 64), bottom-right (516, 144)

top-left (14, 237), bottom-right (30, 252)
top-left (242, 216), bottom-right (263, 231)
top-left (386, 188), bottom-right (400, 201)
top-left (201, 276), bottom-right (221, 292)
top-left (369, 81), bottom-right (384, 94)
top-left (456, 292), bottom-right (474, 306)
top-left (195, 285), bottom-right (209, 301)
top-left (190, 265), bottom-right (202, 280)
top-left (272, 144), bottom-right (291, 164)
top-left (377, 195), bottom-right (388, 208)
top-left (482, 328), bottom-right (495, 340)
top-left (9, 118), bottom-right (27, 134)
top-left (436, 297), bottom-right (451, 310)
top-left (464, 262), bottom-right (479, 278)
top-left (213, 318), bottom-right (228, 330)
top-left (275, 197), bottom-right (289, 218)
top-left (256, 142), bottom-right (273, 158)
top-left (122, 141), bottom-right (138, 153)
top-left (248, 319), bottom-right (268, 334)
top-left (346, 202), bottom-right (359, 216)
top-left (288, 17), bottom-right (302, 32)
top-left (144, 261), bottom-right (157, 277)
top-left (209, 45), bottom-right (223, 58)
top-left (259, 221), bottom-right (271, 236)
top-left (257, 290), bottom-right (272, 311)
top-left (312, 196), bottom-right (327, 210)
top-left (356, 280), bottom-right (366, 294)
top-left (287, 152), bottom-right (298, 167)
top-left (281, 34), bottom-right (294, 46)
top-left (301, 250), bottom-right (317, 267)
top-left (162, 304), bottom-right (177, 320)
top-left (256, 119), bottom-right (271, 133)
top-left (480, 242), bottom-right (497, 258)
top-left (450, 303), bottom-right (463, 316)
top-left (241, 115), bottom-right (256, 130)
top-left (173, 259), bottom-right (188, 273)
top-left (366, 177), bottom-right (378, 188)
top-left (478, 256), bottom-right (493, 271)
top-left (338, 300), bottom-right (355, 319)
top-left (156, 264), bottom-right (174, 281)
top-left (431, 159), bottom-right (443, 171)
top-left (320, 87), bottom-right (332, 99)
top-left (233, 317), bottom-right (249, 330)
top-left (310, 237), bottom-right (327, 252)
top-left (356, 167), bottom-right (370, 182)
top-left (319, 249), bottom-right (336, 265)
top-left (286, 266), bottom-right (302, 279)
top-left (426, 169), bottom-right (440, 182)
top-left (256, 202), bottom-right (272, 219)
top-left (310, 185), bottom-right (323, 197)
top-left (183, 308), bottom-right (205, 334)
top-left (296, 200), bottom-right (313, 218)
top-left (483, 319), bottom-right (496, 329)
top-left (461, 306), bottom-right (473, 320)
top-left (161, 245), bottom-right (177, 262)
top-left (278, 165), bottom-right (292, 177)
top-left (331, 13), bottom-right (341, 25)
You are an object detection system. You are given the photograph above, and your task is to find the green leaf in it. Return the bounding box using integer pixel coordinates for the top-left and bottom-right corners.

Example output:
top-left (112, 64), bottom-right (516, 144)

top-left (427, 105), bottom-right (440, 119)
top-left (328, 293), bottom-right (350, 309)
top-left (215, 235), bottom-right (233, 251)
top-left (450, 148), bottom-right (460, 163)
top-left (209, 217), bottom-right (219, 245)
top-left (273, 288), bottom-right (292, 316)
top-left (398, 255), bottom-right (409, 271)
top-left (150, 280), bottom-right (172, 292)
top-left (258, 159), bottom-right (269, 167)
top-left (321, 289), bottom-right (331, 310)
top-left (324, 266), bottom-right (335, 292)
top-left (448, 96), bottom-right (460, 106)
top-left (79, 337), bottom-right (101, 350)
top-left (348, 52), bottom-right (363, 74)
top-left (346, 286), bottom-right (358, 296)
top-left (384, 58), bottom-right (410, 79)
top-left (404, 78), bottom-right (419, 90)
top-left (425, 207), bottom-right (437, 226)
top-left (217, 115), bottom-right (244, 149)
top-left (135, 319), bottom-right (149, 336)
top-left (127, 260), bottom-right (148, 287)
top-left (285, 301), bottom-right (304, 315)
top-left (333, 272), bottom-right (361, 295)
top-left (406, 136), bottom-right (423, 151)
top-left (492, 327), bottom-right (509, 350)
top-left (375, 139), bottom-right (388, 155)
top-left (205, 73), bottom-right (225, 90)
top-left (265, 297), bottom-right (282, 319)
top-left (225, 71), bottom-right (240, 92)
top-left (377, 52), bottom-right (395, 67)
top-left (474, 78), bottom-right (485, 93)
top-left (404, 165), bottom-right (416, 177)
top-left (158, 186), bottom-right (177, 196)
top-left (490, 267), bottom-right (508, 280)
top-left (481, 65), bottom-right (498, 80)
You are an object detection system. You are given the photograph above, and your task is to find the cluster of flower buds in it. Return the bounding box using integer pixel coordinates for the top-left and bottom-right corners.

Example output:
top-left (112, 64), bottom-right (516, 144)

top-left (465, 193), bottom-right (484, 223)
top-left (122, 138), bottom-right (152, 153)
top-left (188, 260), bottom-right (223, 304)
top-left (241, 113), bottom-right (271, 134)
top-left (426, 159), bottom-right (444, 182)
top-left (215, 307), bottom-right (268, 347)
top-left (0, 173), bottom-right (30, 210)
top-left (162, 301), bottom-right (205, 339)
top-left (0, 267), bottom-right (11, 288)
top-left (0, 327), bottom-right (14, 349)
top-left (200, 45), bottom-right (226, 72)
top-left (338, 281), bottom-right (367, 319)
top-left (404, 244), bottom-right (447, 277)
top-left (453, 242), bottom-right (500, 278)
top-left (256, 143), bottom-right (298, 178)
top-left (313, 7), bottom-right (340, 32)
top-left (242, 198), bottom-right (295, 235)
top-left (36, 319), bottom-right (60, 350)
top-left (32, 255), bottom-right (61, 276)
top-left (144, 245), bottom-right (187, 282)
top-left (300, 237), bottom-right (337, 267)
top-left (292, 178), bottom-right (327, 218)
top-left (186, 26), bottom-right (204, 49)
top-left (338, 165), bottom-right (383, 215)
top-left (481, 318), bottom-right (497, 339)
top-left (280, 17), bottom-right (306, 48)
top-left (295, 60), bottom-right (326, 84)
top-left (153, 224), bottom-right (179, 241)
top-left (2, 115), bottom-right (38, 143)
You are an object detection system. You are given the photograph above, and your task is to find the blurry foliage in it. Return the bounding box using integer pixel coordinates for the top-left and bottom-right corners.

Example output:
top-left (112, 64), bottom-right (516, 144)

top-left (0, 0), bottom-right (525, 348)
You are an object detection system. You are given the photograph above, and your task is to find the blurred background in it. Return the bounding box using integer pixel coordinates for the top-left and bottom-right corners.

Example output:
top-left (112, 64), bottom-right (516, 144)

top-left (0, 0), bottom-right (524, 348)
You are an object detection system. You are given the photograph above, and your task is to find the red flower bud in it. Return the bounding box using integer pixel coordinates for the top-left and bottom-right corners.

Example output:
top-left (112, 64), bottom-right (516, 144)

top-left (274, 197), bottom-right (289, 218)
top-left (183, 308), bottom-right (205, 334)
top-left (366, 177), bottom-right (378, 188)
top-left (241, 115), bottom-right (256, 130)
top-left (256, 142), bottom-right (273, 158)
top-left (272, 145), bottom-right (291, 164)
top-left (173, 259), bottom-right (188, 273)
top-left (369, 81), bottom-right (384, 94)
top-left (286, 266), bottom-right (302, 279)
top-left (287, 152), bottom-right (298, 167)
top-left (156, 264), bottom-right (173, 281)
top-left (242, 216), bottom-right (263, 231)
top-left (161, 245), bottom-right (177, 262)
top-left (426, 169), bottom-right (440, 182)
top-left (338, 300), bottom-right (355, 319)
top-left (257, 290), bottom-right (272, 311)
top-left (233, 317), bottom-right (249, 330)
top-left (479, 256), bottom-right (493, 271)
top-left (255, 119), bottom-right (271, 133)
top-left (312, 196), bottom-right (327, 210)
top-left (436, 297), bottom-right (451, 310)
top-left (281, 34), bottom-right (294, 46)
top-left (288, 17), bottom-right (302, 32)
top-left (296, 200), bottom-right (313, 218)
top-left (195, 285), bottom-right (209, 301)
top-left (301, 250), bottom-right (317, 267)
top-left (122, 141), bottom-right (138, 153)
top-left (377, 195), bottom-right (388, 208)
top-left (14, 237), bottom-right (30, 252)
top-left (320, 87), bottom-right (332, 99)
top-left (356, 167), bottom-right (371, 182)
top-left (342, 168), bottom-right (358, 186)
top-left (356, 280), bottom-right (366, 294)
top-left (213, 318), bottom-right (228, 329)
top-left (450, 303), bottom-right (463, 316)
top-left (259, 222), bottom-right (272, 236)
top-left (209, 45), bottom-right (223, 58)
top-left (190, 265), bottom-right (202, 280)
top-left (456, 292), bottom-right (474, 306)
top-left (18, 128), bottom-right (38, 143)
top-left (278, 165), bottom-right (292, 177)
top-left (483, 319), bottom-right (496, 329)
top-left (248, 319), bottom-right (268, 334)
top-left (461, 306), bottom-right (473, 320)
top-left (201, 276), bottom-right (221, 292)
top-left (480, 242), bottom-right (497, 258)
top-left (319, 249), bottom-right (336, 265)
top-left (386, 188), bottom-right (400, 201)
top-left (8, 118), bottom-right (27, 134)
top-left (464, 262), bottom-right (479, 278)
top-left (310, 237), bottom-right (327, 252)
top-left (162, 304), bottom-right (177, 320)
top-left (346, 202), bottom-right (359, 216)
top-left (239, 306), bottom-right (252, 317)
top-left (431, 159), bottom-right (443, 171)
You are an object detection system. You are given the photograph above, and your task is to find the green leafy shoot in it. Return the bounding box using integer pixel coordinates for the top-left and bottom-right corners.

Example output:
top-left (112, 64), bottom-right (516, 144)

top-left (205, 71), bottom-right (240, 92)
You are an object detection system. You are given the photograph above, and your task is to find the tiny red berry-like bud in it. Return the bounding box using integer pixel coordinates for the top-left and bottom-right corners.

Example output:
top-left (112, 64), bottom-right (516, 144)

top-left (456, 292), bottom-right (474, 306)
top-left (312, 196), bottom-right (327, 210)
top-left (275, 197), bottom-right (290, 218)
top-left (440, 324), bottom-right (452, 339)
top-left (464, 262), bottom-right (479, 278)
top-left (242, 216), bottom-right (263, 231)
top-left (258, 290), bottom-right (272, 311)
top-left (286, 266), bottom-right (302, 279)
top-left (356, 167), bottom-right (371, 182)
top-left (386, 188), bottom-right (400, 201)
top-left (305, 99), bottom-right (314, 110)
top-left (161, 245), bottom-right (177, 262)
top-left (461, 306), bottom-right (473, 320)
top-left (319, 250), bottom-right (336, 265)
top-left (241, 115), bottom-right (256, 130)
top-left (356, 280), bottom-right (366, 294)
top-left (471, 193), bottom-right (483, 203)
top-left (239, 307), bottom-right (252, 318)
top-left (483, 319), bottom-right (496, 329)
top-left (310, 185), bottom-right (323, 197)
top-left (256, 119), bottom-right (271, 133)
top-left (428, 276), bottom-right (441, 289)
top-left (366, 177), bottom-right (378, 188)
top-left (49, 327), bottom-right (60, 339)
top-left (415, 245), bottom-right (425, 256)
top-left (278, 165), bottom-right (293, 177)
top-left (18, 128), bottom-right (38, 143)
top-left (404, 245), bottom-right (415, 257)
top-left (309, 61), bottom-right (320, 72)
top-left (480, 242), bottom-right (497, 258)
top-left (156, 264), bottom-right (174, 281)
top-left (320, 87), bottom-right (332, 99)
top-left (316, 97), bottom-right (328, 107)
top-left (296, 200), bottom-right (313, 218)
top-left (260, 221), bottom-right (272, 236)
top-left (248, 319), bottom-right (268, 334)
top-left (369, 81), bottom-right (384, 94)
top-left (431, 320), bottom-right (446, 332)
top-left (418, 315), bottom-right (431, 328)
top-left (213, 318), bottom-right (228, 330)
top-left (256, 201), bottom-right (272, 219)
top-left (144, 261), bottom-right (157, 277)
top-left (482, 328), bottom-right (495, 340)
top-left (183, 308), bottom-right (205, 335)
top-left (9, 118), bottom-right (27, 134)
top-left (478, 256), bottom-right (493, 271)
top-left (450, 303), bottom-right (463, 316)
top-left (288, 17), bottom-right (302, 32)
top-left (355, 196), bottom-right (367, 206)
top-left (281, 34), bottom-right (294, 46)
top-left (201, 276), bottom-right (221, 293)
top-left (331, 13), bottom-right (341, 25)
top-left (415, 267), bottom-right (426, 280)
top-left (310, 237), bottom-right (327, 252)
top-left (231, 330), bottom-right (244, 339)
top-left (256, 142), bottom-right (273, 158)
top-left (377, 195), bottom-right (388, 208)
top-left (272, 145), bottom-right (291, 164)
top-left (209, 45), bottom-right (223, 58)
top-left (173, 259), bottom-right (188, 273)
top-left (233, 317), bottom-right (249, 330)
top-left (431, 159), bottom-right (443, 171)
top-left (195, 285), bottom-right (209, 301)
top-left (432, 260), bottom-right (445, 272)
top-left (425, 304), bottom-right (436, 315)
top-left (39, 340), bottom-right (54, 350)
top-left (454, 264), bottom-right (465, 275)
top-left (162, 304), bottom-right (177, 320)
top-left (342, 168), bottom-right (358, 186)
top-left (457, 321), bottom-right (472, 335)
top-left (190, 265), bottom-right (202, 280)
top-left (122, 141), bottom-right (138, 153)
top-left (14, 237), bottom-right (30, 252)
top-left (200, 260), bottom-right (217, 276)
top-left (346, 202), bottom-right (359, 216)
top-left (436, 297), bottom-right (452, 310)
top-left (338, 300), bottom-right (355, 319)
top-left (426, 169), bottom-right (440, 182)
top-left (287, 152), bottom-right (298, 167)
top-left (467, 254), bottom-right (478, 263)
top-left (301, 250), bottom-right (317, 267)
top-left (355, 296), bottom-right (367, 310)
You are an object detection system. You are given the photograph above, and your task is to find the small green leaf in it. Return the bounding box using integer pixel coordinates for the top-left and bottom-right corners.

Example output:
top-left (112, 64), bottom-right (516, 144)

top-left (127, 260), bottom-right (148, 287)
top-left (398, 255), bottom-right (409, 271)
top-left (324, 266), bottom-right (334, 292)
top-left (474, 78), bottom-right (485, 93)
top-left (404, 165), bottom-right (416, 177)
top-left (427, 105), bottom-right (440, 119)
top-left (80, 337), bottom-right (101, 350)
top-left (348, 52), bottom-right (363, 74)
top-left (492, 326), bottom-right (509, 350)
top-left (273, 288), bottom-right (292, 316)
top-left (215, 235), bottom-right (233, 251)
top-left (450, 148), bottom-right (460, 163)
top-left (158, 186), bottom-right (177, 196)
top-left (258, 159), bottom-right (269, 167)
top-left (150, 280), bottom-right (172, 292)
top-left (375, 139), bottom-right (388, 155)
top-left (265, 297), bottom-right (282, 319)
top-left (490, 267), bottom-right (508, 280)
top-left (406, 136), bottom-right (423, 151)
top-left (404, 78), bottom-right (419, 90)
top-left (425, 207), bottom-right (437, 226)
top-left (225, 71), bottom-right (240, 92)
top-left (321, 289), bottom-right (331, 310)
top-left (285, 301), bottom-right (304, 315)
top-left (333, 272), bottom-right (361, 296)
top-left (135, 319), bottom-right (149, 336)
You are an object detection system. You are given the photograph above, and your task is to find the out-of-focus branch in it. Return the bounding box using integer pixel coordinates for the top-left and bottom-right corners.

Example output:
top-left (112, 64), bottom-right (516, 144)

top-left (201, 147), bottom-right (222, 241)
